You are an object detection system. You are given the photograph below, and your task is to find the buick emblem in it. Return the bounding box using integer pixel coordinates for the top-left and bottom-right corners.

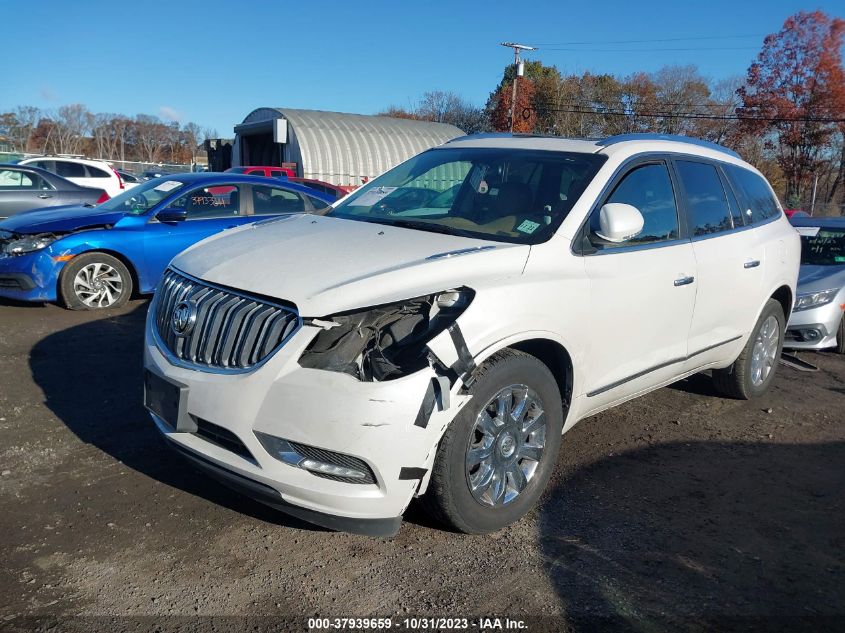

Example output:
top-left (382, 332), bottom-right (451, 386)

top-left (171, 301), bottom-right (197, 337)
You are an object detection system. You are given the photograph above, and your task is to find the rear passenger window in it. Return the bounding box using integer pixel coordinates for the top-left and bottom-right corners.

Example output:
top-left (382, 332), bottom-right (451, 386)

top-left (31, 160), bottom-right (54, 172)
top-left (252, 186), bottom-right (306, 215)
top-left (675, 161), bottom-right (732, 236)
top-left (589, 162), bottom-right (679, 248)
top-left (55, 162), bottom-right (86, 178)
top-left (85, 165), bottom-right (111, 178)
top-left (726, 165), bottom-right (781, 224)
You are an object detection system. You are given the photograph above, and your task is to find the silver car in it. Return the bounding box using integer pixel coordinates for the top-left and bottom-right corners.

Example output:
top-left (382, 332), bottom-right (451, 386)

top-left (786, 216), bottom-right (845, 354)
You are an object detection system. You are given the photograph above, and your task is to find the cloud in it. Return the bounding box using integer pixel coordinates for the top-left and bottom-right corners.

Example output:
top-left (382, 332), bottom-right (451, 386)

top-left (158, 106), bottom-right (183, 122)
top-left (39, 86), bottom-right (57, 101)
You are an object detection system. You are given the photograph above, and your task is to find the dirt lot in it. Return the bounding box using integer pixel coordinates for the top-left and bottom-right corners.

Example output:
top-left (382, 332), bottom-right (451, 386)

top-left (0, 299), bottom-right (843, 632)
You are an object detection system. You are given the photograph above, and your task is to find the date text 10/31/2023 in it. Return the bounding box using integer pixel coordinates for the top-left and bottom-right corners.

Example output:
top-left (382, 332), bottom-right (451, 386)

top-left (307, 617), bottom-right (528, 630)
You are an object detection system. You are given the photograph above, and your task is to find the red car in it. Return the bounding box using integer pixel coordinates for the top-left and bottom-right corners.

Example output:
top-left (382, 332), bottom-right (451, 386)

top-left (225, 166), bottom-right (295, 178)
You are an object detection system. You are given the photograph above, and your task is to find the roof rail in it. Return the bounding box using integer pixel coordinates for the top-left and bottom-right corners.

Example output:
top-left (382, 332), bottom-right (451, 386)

top-left (597, 133), bottom-right (741, 159)
top-left (446, 132), bottom-right (514, 143)
top-left (447, 132), bottom-right (605, 144)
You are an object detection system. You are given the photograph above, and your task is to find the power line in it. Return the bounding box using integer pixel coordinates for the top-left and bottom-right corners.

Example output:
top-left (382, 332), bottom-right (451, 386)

top-left (529, 105), bottom-right (845, 124)
top-left (533, 98), bottom-right (741, 110)
top-left (532, 34), bottom-right (765, 45)
top-left (541, 46), bottom-right (759, 52)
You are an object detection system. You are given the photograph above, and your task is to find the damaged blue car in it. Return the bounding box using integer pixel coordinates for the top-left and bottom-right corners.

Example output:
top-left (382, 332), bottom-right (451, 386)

top-left (0, 173), bottom-right (334, 309)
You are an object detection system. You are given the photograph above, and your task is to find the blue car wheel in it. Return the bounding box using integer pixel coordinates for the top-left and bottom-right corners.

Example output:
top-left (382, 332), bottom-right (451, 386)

top-left (59, 252), bottom-right (134, 310)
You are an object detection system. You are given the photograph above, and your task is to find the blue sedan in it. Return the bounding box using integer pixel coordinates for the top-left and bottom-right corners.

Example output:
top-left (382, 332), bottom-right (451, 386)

top-left (0, 173), bottom-right (335, 309)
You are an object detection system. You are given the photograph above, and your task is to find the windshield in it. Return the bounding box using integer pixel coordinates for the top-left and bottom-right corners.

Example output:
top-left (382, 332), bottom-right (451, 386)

top-left (326, 148), bottom-right (607, 244)
top-left (799, 227), bottom-right (845, 266)
top-left (99, 178), bottom-right (188, 215)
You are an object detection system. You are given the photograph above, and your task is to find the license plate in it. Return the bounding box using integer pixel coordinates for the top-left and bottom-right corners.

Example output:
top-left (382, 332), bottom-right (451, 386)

top-left (144, 370), bottom-right (184, 429)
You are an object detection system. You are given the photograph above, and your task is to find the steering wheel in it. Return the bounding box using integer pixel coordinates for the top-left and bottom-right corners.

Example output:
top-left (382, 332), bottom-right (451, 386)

top-left (129, 195), bottom-right (149, 213)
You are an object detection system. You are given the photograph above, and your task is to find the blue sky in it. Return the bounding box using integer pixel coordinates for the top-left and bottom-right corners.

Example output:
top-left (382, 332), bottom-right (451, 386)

top-left (3, 0), bottom-right (842, 135)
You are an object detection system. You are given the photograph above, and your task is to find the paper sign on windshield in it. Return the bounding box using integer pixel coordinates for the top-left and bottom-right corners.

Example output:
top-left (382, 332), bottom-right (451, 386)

top-left (349, 186), bottom-right (397, 207)
top-left (155, 180), bottom-right (183, 192)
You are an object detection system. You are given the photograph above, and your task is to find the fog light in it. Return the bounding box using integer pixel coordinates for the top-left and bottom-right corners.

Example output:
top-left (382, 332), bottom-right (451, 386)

top-left (804, 329), bottom-right (821, 341)
top-left (254, 430), bottom-right (376, 484)
top-left (299, 458), bottom-right (368, 479)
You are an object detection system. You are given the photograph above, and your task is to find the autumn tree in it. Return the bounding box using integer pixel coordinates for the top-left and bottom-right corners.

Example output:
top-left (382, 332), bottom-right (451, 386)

top-left (738, 10), bottom-right (845, 202)
top-left (490, 76), bottom-right (536, 133)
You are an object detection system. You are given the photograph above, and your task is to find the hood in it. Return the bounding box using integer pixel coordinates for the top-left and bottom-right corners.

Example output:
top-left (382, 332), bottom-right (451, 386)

top-left (172, 214), bottom-right (530, 316)
top-left (0, 205), bottom-right (127, 234)
top-left (797, 264), bottom-right (845, 293)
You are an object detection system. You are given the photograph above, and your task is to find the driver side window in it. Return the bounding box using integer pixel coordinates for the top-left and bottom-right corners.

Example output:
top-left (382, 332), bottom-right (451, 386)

top-left (588, 162), bottom-right (679, 249)
top-left (172, 185), bottom-right (242, 219)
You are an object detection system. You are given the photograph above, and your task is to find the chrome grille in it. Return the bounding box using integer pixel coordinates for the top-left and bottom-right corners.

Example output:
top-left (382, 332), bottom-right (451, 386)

top-left (153, 269), bottom-right (300, 371)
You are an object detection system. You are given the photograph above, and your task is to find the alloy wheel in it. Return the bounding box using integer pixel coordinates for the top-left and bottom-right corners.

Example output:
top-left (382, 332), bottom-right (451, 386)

top-left (465, 384), bottom-right (547, 507)
top-left (73, 262), bottom-right (123, 308)
top-left (750, 315), bottom-right (780, 386)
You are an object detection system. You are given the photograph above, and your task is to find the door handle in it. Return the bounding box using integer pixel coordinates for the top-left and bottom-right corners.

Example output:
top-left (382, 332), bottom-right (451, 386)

top-left (674, 276), bottom-right (695, 287)
top-left (38, 193), bottom-right (53, 199)
top-left (744, 259), bottom-right (761, 269)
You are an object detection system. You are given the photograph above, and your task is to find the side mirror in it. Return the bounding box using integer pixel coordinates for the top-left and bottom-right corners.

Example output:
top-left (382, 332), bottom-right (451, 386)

top-left (596, 203), bottom-right (644, 243)
top-left (156, 208), bottom-right (188, 223)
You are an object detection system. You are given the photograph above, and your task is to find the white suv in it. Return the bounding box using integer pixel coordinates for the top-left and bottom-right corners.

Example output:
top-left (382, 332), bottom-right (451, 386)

top-left (143, 133), bottom-right (800, 536)
top-left (19, 156), bottom-right (124, 197)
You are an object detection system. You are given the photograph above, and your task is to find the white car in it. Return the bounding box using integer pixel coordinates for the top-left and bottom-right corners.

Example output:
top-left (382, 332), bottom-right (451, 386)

top-left (19, 156), bottom-right (124, 198)
top-left (143, 133), bottom-right (800, 536)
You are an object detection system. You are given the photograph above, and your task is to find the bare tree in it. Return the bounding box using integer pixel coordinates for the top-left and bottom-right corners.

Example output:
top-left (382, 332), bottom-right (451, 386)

top-left (10, 106), bottom-right (40, 152)
top-left (134, 114), bottom-right (168, 163)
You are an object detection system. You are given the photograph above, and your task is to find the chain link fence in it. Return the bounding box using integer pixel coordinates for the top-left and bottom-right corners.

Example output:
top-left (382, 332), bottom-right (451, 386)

top-left (0, 152), bottom-right (204, 175)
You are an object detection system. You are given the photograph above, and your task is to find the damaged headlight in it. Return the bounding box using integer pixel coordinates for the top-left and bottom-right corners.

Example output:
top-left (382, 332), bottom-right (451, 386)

top-left (2, 234), bottom-right (58, 255)
top-left (299, 289), bottom-right (474, 381)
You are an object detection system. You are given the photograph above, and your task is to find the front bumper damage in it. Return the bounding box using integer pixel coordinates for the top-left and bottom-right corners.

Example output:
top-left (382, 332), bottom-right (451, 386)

top-left (144, 311), bottom-right (472, 536)
top-left (0, 250), bottom-right (63, 302)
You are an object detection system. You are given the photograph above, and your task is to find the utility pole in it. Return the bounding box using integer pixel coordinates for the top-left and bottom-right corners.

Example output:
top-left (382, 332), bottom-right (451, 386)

top-left (810, 172), bottom-right (818, 215)
top-left (500, 42), bottom-right (536, 133)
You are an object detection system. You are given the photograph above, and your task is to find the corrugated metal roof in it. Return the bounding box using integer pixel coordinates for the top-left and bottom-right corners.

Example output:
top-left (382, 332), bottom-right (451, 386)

top-left (240, 108), bottom-right (463, 186)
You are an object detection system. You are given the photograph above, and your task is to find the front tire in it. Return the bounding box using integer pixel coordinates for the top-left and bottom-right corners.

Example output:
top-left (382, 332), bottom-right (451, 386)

top-left (712, 299), bottom-right (785, 399)
top-left (835, 315), bottom-right (845, 355)
top-left (59, 252), bottom-right (133, 310)
top-left (422, 349), bottom-right (563, 534)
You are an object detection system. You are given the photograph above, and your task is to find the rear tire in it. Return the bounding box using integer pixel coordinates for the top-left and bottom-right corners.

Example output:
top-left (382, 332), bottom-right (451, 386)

top-left (712, 299), bottom-right (785, 399)
top-left (59, 252), bottom-right (133, 311)
top-left (421, 349), bottom-right (563, 534)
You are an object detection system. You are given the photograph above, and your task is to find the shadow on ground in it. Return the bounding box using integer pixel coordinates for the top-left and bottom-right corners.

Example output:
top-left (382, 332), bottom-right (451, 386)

top-left (29, 302), bottom-right (319, 532)
top-left (538, 439), bottom-right (845, 631)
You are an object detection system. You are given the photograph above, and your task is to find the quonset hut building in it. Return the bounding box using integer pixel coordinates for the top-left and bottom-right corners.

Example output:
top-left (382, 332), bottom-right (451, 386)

top-left (231, 108), bottom-right (463, 187)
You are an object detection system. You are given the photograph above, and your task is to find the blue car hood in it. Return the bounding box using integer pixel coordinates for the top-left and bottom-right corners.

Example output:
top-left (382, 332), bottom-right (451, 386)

top-left (0, 205), bottom-right (129, 234)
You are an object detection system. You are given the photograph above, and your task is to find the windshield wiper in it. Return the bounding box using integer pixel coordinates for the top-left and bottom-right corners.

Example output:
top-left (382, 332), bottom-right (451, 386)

top-left (371, 218), bottom-right (464, 237)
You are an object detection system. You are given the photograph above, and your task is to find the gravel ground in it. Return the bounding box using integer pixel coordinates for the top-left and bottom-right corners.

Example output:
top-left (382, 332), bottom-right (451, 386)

top-left (0, 299), bottom-right (843, 632)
